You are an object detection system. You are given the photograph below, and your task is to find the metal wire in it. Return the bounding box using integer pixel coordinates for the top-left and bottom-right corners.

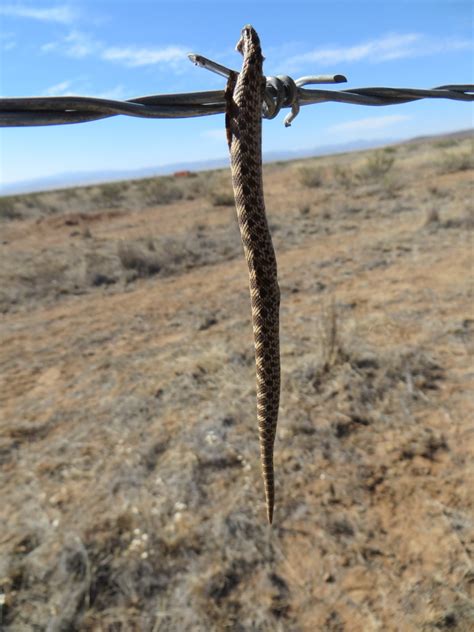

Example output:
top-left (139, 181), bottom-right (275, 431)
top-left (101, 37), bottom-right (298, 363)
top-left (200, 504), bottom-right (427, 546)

top-left (1, 52), bottom-right (472, 128)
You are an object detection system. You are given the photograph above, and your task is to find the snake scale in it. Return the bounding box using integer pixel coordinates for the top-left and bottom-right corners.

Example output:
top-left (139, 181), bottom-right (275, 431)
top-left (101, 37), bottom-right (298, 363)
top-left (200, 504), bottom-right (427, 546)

top-left (225, 25), bottom-right (281, 524)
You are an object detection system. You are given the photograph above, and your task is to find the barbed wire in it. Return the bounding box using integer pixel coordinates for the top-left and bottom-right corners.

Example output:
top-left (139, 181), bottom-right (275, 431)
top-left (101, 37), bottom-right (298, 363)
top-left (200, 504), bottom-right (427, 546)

top-left (1, 52), bottom-right (472, 128)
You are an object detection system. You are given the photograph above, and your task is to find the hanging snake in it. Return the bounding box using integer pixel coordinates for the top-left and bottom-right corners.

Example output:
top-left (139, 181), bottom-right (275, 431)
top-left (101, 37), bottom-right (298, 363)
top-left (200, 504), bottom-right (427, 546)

top-left (225, 25), bottom-right (281, 524)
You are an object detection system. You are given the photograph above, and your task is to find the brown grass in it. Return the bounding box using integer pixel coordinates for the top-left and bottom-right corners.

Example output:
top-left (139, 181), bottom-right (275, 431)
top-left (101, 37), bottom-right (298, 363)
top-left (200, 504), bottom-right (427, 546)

top-left (0, 133), bottom-right (473, 631)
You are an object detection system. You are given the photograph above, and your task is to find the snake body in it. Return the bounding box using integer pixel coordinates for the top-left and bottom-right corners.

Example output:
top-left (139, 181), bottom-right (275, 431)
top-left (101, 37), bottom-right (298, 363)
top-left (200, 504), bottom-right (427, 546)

top-left (225, 25), bottom-right (281, 524)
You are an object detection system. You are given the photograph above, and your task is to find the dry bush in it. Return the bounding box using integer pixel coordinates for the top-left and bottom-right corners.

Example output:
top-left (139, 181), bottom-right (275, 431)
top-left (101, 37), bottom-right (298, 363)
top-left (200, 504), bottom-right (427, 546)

top-left (424, 207), bottom-right (441, 227)
top-left (438, 150), bottom-right (473, 173)
top-left (435, 138), bottom-right (461, 149)
top-left (117, 240), bottom-right (162, 277)
top-left (141, 179), bottom-right (184, 206)
top-left (0, 196), bottom-right (23, 220)
top-left (319, 298), bottom-right (348, 372)
top-left (333, 165), bottom-right (354, 189)
top-left (0, 251), bottom-right (85, 310)
top-left (288, 334), bottom-right (445, 440)
top-left (298, 204), bottom-right (311, 216)
top-left (356, 151), bottom-right (395, 182)
top-left (298, 166), bottom-right (324, 188)
top-left (0, 192), bottom-right (57, 220)
top-left (117, 224), bottom-right (241, 281)
top-left (209, 189), bottom-right (235, 207)
top-left (92, 183), bottom-right (127, 209)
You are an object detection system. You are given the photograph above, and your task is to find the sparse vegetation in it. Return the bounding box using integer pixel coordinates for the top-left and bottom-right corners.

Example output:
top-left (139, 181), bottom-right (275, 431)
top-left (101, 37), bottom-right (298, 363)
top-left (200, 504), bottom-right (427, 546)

top-left (319, 298), bottom-right (347, 372)
top-left (141, 178), bottom-right (184, 205)
top-left (0, 196), bottom-right (22, 220)
top-left (117, 239), bottom-right (162, 277)
top-left (298, 165), bottom-right (324, 188)
top-left (93, 182), bottom-right (126, 208)
top-left (1, 132), bottom-right (473, 630)
top-left (425, 207), bottom-right (441, 226)
top-left (356, 150), bottom-right (395, 182)
top-left (209, 189), bottom-right (235, 206)
top-left (435, 137), bottom-right (461, 148)
top-left (438, 149), bottom-right (474, 173)
top-left (333, 164), bottom-right (353, 189)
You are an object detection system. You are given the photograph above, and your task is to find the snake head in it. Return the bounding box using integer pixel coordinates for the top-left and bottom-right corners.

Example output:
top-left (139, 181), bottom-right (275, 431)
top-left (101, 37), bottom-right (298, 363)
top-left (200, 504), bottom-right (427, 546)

top-left (236, 24), bottom-right (263, 59)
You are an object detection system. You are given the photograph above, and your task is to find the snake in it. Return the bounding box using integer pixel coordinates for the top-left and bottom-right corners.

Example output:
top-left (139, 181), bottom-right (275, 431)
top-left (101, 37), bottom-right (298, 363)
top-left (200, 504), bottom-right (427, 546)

top-left (225, 25), bottom-right (281, 524)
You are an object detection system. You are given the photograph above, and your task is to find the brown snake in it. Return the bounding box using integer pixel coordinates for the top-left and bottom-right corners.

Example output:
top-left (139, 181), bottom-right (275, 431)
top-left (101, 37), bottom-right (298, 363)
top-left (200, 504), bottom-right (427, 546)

top-left (225, 25), bottom-right (281, 524)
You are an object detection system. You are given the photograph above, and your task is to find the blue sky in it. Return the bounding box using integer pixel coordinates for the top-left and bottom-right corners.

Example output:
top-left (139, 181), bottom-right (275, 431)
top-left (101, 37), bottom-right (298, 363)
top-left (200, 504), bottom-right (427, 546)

top-left (0, 1), bottom-right (472, 190)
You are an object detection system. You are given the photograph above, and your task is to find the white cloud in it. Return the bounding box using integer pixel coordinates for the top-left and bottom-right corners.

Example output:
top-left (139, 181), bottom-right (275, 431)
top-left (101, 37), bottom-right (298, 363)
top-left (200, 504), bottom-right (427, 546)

top-left (41, 30), bottom-right (189, 69)
top-left (287, 33), bottom-right (472, 69)
top-left (328, 114), bottom-right (411, 137)
top-left (101, 45), bottom-right (189, 67)
top-left (0, 4), bottom-right (77, 24)
top-left (42, 30), bottom-right (100, 58)
top-left (42, 78), bottom-right (127, 100)
top-left (43, 79), bottom-right (75, 96)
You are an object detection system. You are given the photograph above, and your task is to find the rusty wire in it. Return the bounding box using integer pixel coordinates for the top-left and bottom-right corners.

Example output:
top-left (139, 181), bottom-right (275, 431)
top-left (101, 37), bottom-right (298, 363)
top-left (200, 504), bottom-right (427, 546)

top-left (0, 52), bottom-right (472, 128)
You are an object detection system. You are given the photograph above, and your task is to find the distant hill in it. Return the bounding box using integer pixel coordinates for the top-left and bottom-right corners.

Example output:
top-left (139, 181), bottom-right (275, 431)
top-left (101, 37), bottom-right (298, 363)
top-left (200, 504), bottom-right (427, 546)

top-left (1, 129), bottom-right (471, 196)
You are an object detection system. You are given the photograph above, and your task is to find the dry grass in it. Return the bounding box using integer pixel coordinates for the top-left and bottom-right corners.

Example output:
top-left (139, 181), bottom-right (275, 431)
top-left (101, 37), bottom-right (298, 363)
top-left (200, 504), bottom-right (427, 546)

top-left (356, 149), bottom-right (396, 182)
top-left (438, 149), bottom-right (474, 173)
top-left (0, 132), bottom-right (473, 631)
top-left (298, 166), bottom-right (324, 188)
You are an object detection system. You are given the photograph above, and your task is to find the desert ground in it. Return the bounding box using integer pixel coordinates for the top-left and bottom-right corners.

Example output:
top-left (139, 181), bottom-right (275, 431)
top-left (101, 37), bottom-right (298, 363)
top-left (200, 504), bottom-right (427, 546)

top-left (0, 132), bottom-right (473, 631)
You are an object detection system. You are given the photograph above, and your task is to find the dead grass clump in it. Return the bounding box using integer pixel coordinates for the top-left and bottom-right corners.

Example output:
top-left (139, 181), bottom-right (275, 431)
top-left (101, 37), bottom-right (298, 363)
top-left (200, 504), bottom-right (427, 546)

top-left (288, 327), bottom-right (445, 441)
top-left (141, 178), bottom-right (184, 206)
top-left (400, 427), bottom-right (449, 461)
top-left (298, 166), bottom-right (324, 188)
top-left (285, 300), bottom-right (350, 396)
top-left (117, 224), bottom-right (241, 281)
top-left (0, 192), bottom-right (56, 220)
top-left (209, 189), bottom-right (235, 207)
top-left (298, 204), bottom-right (311, 216)
top-left (356, 151), bottom-right (395, 182)
top-left (379, 173), bottom-right (404, 198)
top-left (319, 299), bottom-right (348, 372)
top-left (84, 251), bottom-right (118, 287)
top-left (333, 165), bottom-right (354, 189)
top-left (424, 207), bottom-right (441, 227)
top-left (438, 150), bottom-right (474, 174)
top-left (0, 196), bottom-right (23, 220)
top-left (93, 183), bottom-right (127, 209)
top-left (435, 138), bottom-right (461, 149)
top-left (326, 515), bottom-right (355, 538)
top-left (424, 208), bottom-right (473, 232)
top-left (442, 210), bottom-right (474, 230)
top-left (1, 252), bottom-right (84, 308)
top-left (117, 240), bottom-right (162, 277)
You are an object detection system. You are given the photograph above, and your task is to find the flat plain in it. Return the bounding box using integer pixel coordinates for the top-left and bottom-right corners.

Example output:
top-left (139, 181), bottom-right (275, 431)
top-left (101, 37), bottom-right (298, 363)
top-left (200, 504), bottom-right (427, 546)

top-left (0, 133), bottom-right (473, 631)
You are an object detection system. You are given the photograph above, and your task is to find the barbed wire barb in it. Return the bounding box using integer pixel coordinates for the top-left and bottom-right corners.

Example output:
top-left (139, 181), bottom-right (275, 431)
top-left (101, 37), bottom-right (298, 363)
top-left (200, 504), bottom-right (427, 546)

top-left (0, 51), bottom-right (472, 127)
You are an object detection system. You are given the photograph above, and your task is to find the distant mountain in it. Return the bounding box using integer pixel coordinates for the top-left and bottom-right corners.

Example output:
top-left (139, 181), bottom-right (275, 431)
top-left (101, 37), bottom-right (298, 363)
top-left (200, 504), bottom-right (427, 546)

top-left (1, 130), bottom-right (471, 196)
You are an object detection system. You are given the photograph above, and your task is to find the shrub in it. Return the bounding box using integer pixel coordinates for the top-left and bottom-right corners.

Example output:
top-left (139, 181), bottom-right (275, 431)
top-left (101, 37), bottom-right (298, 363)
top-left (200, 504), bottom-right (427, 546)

top-left (333, 165), bottom-right (353, 189)
top-left (94, 183), bottom-right (125, 209)
top-left (356, 151), bottom-right (395, 182)
top-left (298, 166), bottom-right (324, 188)
top-left (117, 241), bottom-right (161, 277)
top-left (0, 196), bottom-right (22, 220)
top-left (438, 151), bottom-right (473, 174)
top-left (143, 179), bottom-right (184, 206)
top-left (209, 190), bottom-right (235, 207)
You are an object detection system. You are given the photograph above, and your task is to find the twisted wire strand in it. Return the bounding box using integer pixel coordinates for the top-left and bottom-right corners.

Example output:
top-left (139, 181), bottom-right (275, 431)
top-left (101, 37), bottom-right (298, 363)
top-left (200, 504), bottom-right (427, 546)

top-left (1, 81), bottom-right (472, 127)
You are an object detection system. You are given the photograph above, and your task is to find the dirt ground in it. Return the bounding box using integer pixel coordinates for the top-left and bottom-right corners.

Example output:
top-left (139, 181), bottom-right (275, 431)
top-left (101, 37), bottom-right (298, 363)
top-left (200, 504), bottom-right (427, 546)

top-left (0, 133), bottom-right (473, 631)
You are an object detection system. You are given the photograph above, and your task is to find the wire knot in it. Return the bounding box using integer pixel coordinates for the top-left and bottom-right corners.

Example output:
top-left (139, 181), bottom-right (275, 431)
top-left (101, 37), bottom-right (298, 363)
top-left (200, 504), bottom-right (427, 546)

top-left (264, 75), bottom-right (300, 127)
